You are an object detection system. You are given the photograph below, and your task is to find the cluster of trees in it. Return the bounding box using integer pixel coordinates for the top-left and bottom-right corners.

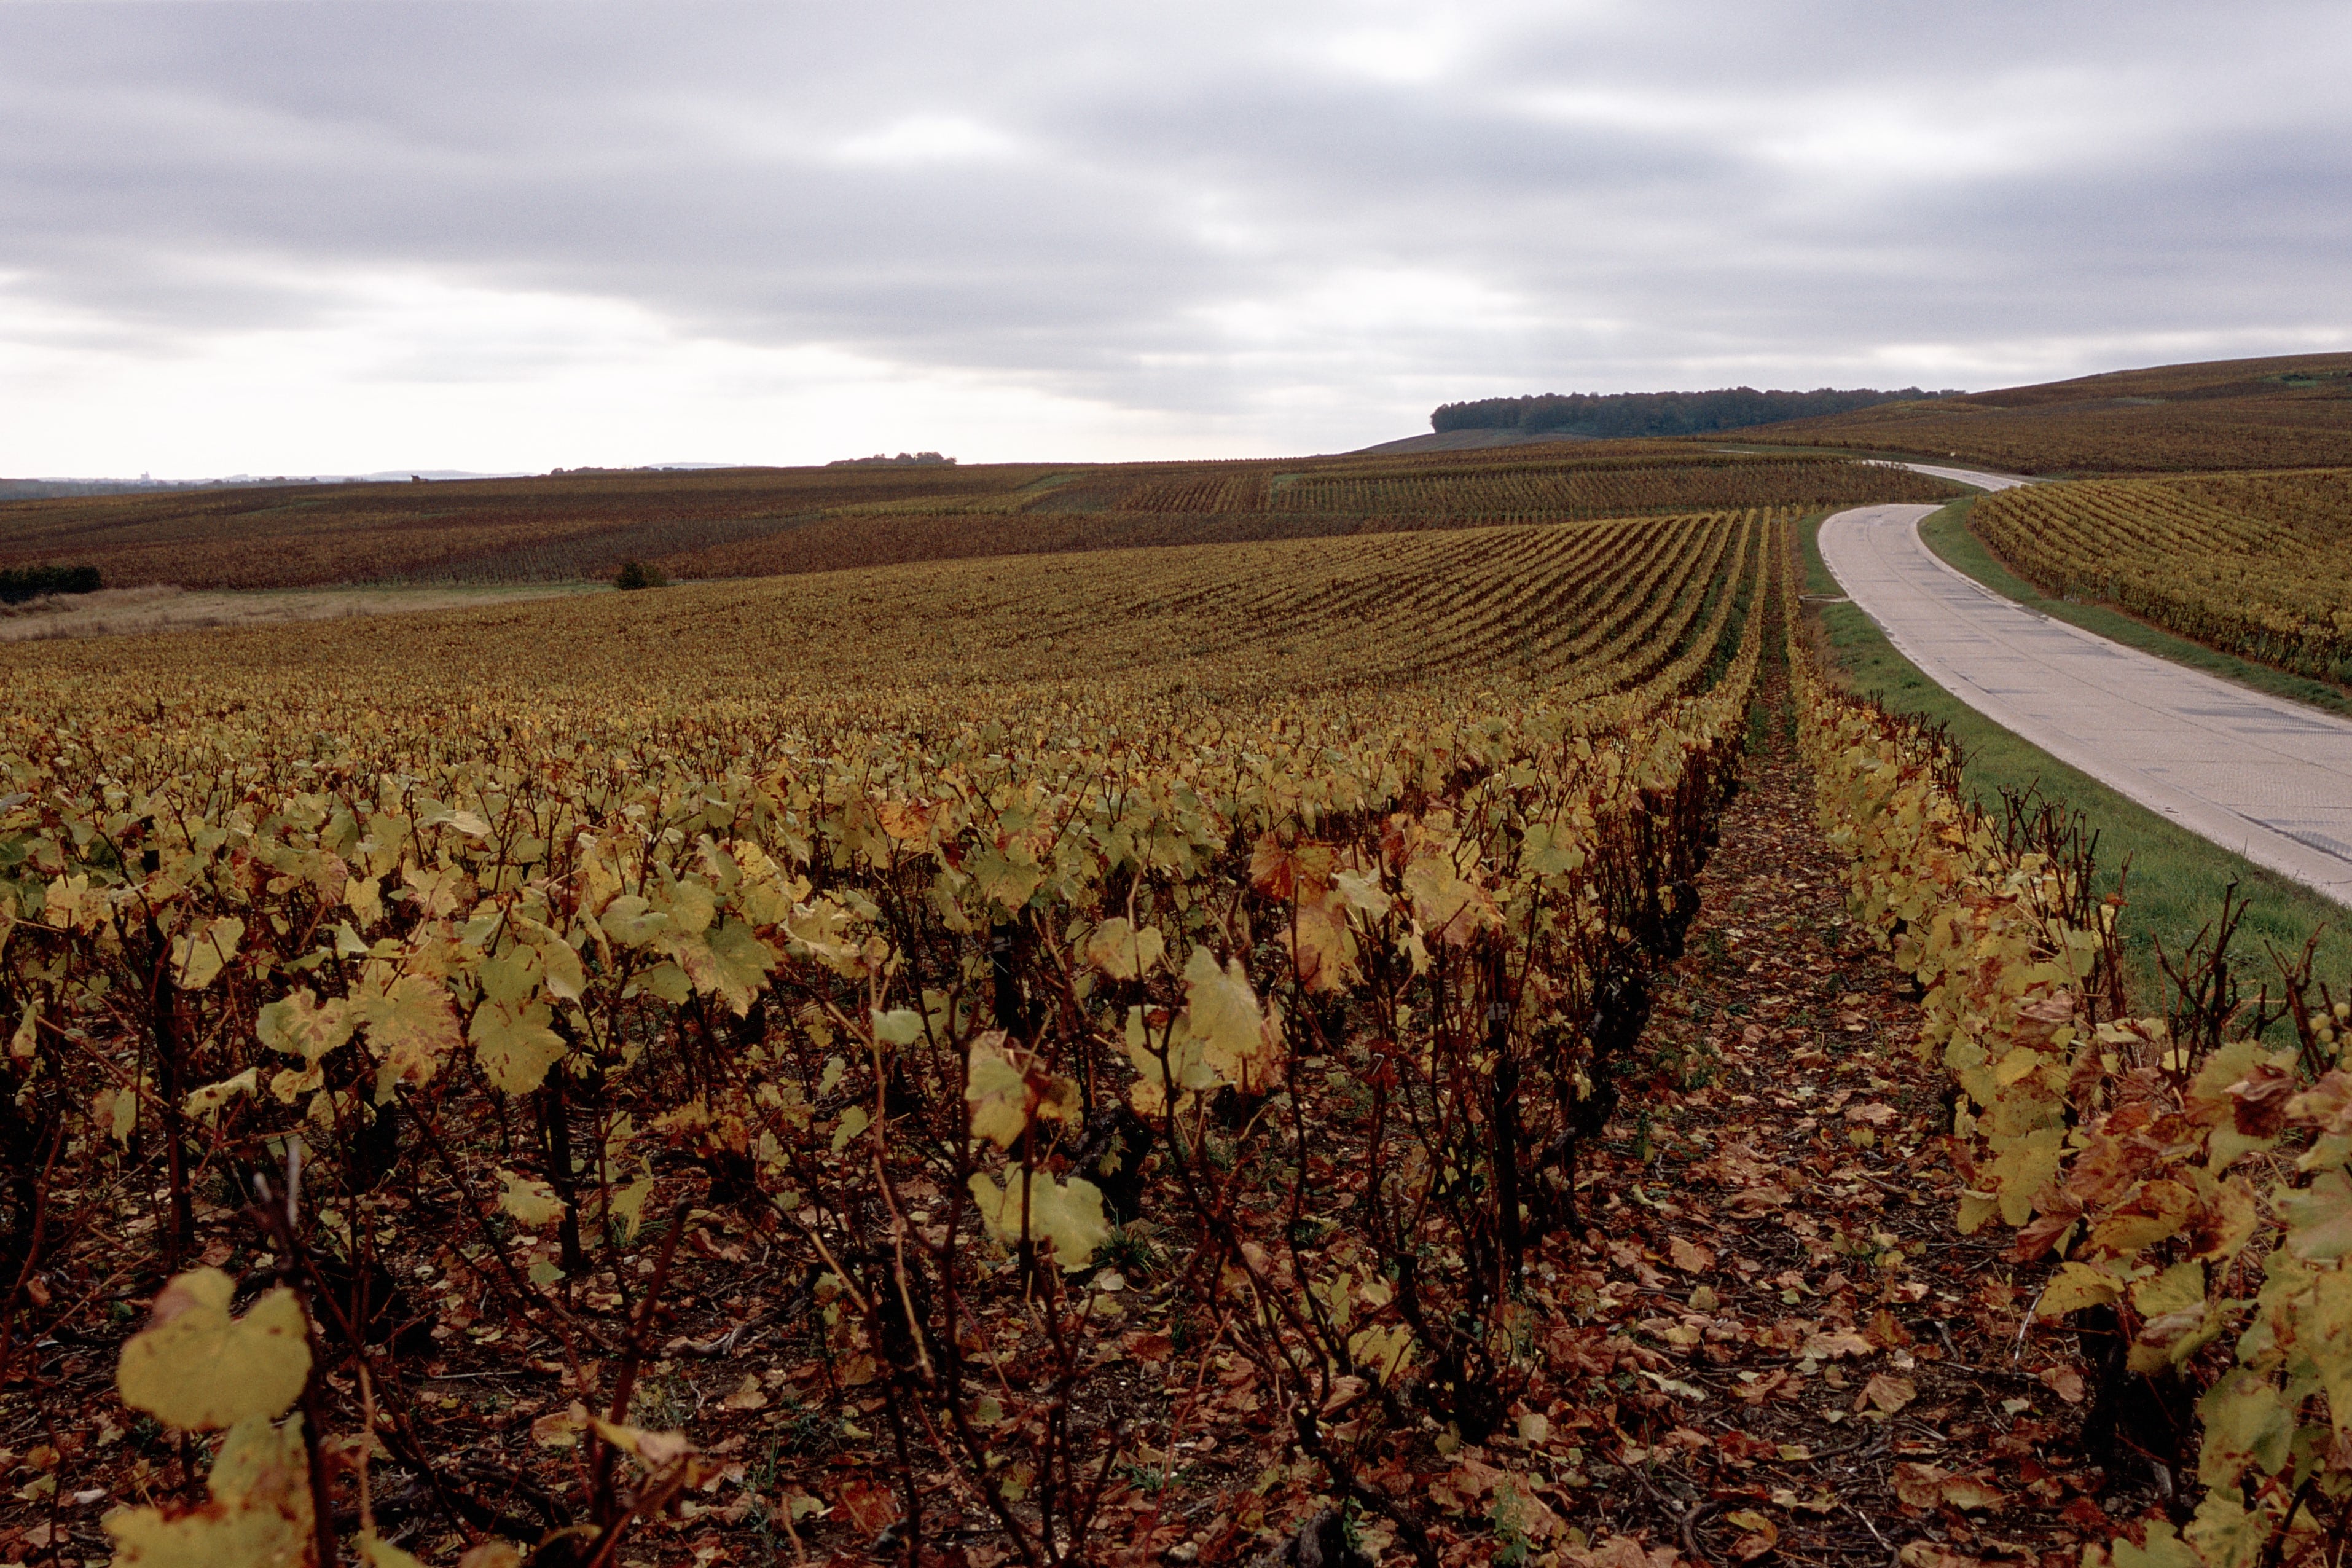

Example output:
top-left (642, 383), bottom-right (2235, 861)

top-left (1431, 385), bottom-right (1959, 439)
top-left (826, 450), bottom-right (956, 467)
top-left (0, 563), bottom-right (101, 603)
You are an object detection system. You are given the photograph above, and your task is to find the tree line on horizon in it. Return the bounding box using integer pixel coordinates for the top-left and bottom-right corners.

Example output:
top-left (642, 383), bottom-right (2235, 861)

top-left (1431, 384), bottom-right (1961, 439)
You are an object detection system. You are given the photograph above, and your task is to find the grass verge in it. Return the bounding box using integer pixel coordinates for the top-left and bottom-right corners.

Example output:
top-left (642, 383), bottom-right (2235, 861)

top-left (1799, 506), bottom-right (2352, 1014)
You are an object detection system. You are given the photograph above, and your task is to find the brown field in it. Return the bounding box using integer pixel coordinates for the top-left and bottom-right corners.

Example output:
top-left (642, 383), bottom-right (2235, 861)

top-left (0, 442), bottom-right (1960, 589)
top-left (1738, 351), bottom-right (2352, 473)
top-left (0, 581), bottom-right (600, 641)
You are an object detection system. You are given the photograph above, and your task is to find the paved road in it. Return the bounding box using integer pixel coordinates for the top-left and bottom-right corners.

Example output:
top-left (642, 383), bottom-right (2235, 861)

top-left (1819, 478), bottom-right (2352, 906)
top-left (1894, 461), bottom-right (2035, 493)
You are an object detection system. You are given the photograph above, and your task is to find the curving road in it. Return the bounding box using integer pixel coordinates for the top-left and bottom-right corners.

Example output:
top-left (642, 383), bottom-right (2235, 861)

top-left (1819, 470), bottom-right (2352, 906)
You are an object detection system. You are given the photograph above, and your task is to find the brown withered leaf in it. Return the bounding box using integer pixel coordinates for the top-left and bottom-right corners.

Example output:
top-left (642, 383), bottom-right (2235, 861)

top-left (1937, 1473), bottom-right (2009, 1512)
top-left (1857, 1372), bottom-right (1916, 1413)
top-left (1724, 1510), bottom-right (1779, 1561)
top-left (1892, 1462), bottom-right (1950, 1508)
top-left (2039, 1365), bottom-right (2087, 1403)
top-left (1802, 1328), bottom-right (1875, 1361)
top-left (836, 1477), bottom-right (900, 1535)
top-left (1669, 1236), bottom-right (1716, 1274)
top-left (2229, 1062), bottom-right (2298, 1138)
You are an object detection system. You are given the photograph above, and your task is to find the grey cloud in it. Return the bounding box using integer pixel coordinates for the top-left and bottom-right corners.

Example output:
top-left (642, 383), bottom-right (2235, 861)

top-left (1, 0), bottom-right (2348, 444)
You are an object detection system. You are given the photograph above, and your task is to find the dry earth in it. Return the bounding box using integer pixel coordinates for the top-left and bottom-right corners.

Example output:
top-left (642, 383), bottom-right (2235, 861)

top-left (0, 582), bottom-right (599, 641)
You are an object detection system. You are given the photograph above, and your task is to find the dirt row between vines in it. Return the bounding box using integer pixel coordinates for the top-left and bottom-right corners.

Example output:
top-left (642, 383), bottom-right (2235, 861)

top-left (1566, 685), bottom-right (2138, 1567)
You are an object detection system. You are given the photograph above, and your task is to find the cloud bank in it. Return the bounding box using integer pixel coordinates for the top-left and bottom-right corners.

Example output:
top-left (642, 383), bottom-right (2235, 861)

top-left (2, 0), bottom-right (2347, 474)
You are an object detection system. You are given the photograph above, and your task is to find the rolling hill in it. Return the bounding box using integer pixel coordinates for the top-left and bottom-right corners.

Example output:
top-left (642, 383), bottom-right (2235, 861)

top-left (1738, 351), bottom-right (2352, 472)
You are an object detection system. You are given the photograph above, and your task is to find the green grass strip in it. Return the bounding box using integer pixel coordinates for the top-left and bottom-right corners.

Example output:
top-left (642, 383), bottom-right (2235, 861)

top-left (1799, 505), bottom-right (2351, 1017)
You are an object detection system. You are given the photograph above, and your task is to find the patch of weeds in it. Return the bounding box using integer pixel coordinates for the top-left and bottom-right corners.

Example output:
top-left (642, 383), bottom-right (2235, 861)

top-left (1099, 1221), bottom-right (1166, 1279)
top-left (128, 1413), bottom-right (169, 1455)
top-left (628, 1373), bottom-right (692, 1432)
top-left (777, 1396), bottom-right (834, 1457)
top-left (1490, 1478), bottom-right (1543, 1567)
top-left (1287, 1214), bottom-right (1338, 1250)
top-left (1115, 1459), bottom-right (1170, 1494)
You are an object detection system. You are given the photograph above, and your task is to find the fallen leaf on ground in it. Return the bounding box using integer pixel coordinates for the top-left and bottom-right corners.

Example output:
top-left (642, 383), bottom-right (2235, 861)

top-left (1857, 1372), bottom-right (1916, 1413)
top-left (2040, 1365), bottom-right (2086, 1403)
top-left (1669, 1236), bottom-right (1716, 1273)
top-left (1725, 1509), bottom-right (1779, 1561)
top-left (836, 1478), bottom-right (900, 1535)
top-left (1803, 1328), bottom-right (1875, 1361)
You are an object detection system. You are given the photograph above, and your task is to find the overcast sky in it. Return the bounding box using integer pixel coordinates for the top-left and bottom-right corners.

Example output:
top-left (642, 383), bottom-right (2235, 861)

top-left (2, 1), bottom-right (2348, 476)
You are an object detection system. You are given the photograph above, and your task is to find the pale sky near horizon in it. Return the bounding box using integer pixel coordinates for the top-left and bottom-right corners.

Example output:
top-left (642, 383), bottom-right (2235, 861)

top-left (2, 1), bottom-right (2348, 478)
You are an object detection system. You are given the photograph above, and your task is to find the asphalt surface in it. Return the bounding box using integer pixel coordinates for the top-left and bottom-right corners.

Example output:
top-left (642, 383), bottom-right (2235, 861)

top-left (1820, 471), bottom-right (2352, 906)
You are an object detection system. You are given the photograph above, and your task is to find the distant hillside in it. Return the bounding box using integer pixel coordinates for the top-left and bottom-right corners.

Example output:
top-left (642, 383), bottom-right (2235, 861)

top-left (0, 445), bottom-right (1959, 590)
top-left (0, 476), bottom-right (318, 502)
top-left (1352, 428), bottom-right (1594, 455)
top-left (1738, 353), bottom-right (2352, 473)
top-left (1431, 386), bottom-right (1953, 441)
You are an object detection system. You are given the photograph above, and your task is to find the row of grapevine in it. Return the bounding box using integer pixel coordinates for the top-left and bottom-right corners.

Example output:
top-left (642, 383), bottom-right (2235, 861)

top-left (1972, 469), bottom-right (2352, 682)
top-left (1793, 570), bottom-right (2352, 1568)
top-left (1266, 458), bottom-right (1958, 520)
top-left (4, 513), bottom-right (1780, 1565)
top-left (823, 455), bottom-right (1954, 525)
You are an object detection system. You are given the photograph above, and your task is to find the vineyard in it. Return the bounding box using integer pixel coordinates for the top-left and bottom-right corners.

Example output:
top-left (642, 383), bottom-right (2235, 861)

top-left (1969, 468), bottom-right (2352, 683)
top-left (1746, 353), bottom-right (2352, 475)
top-left (2, 509), bottom-right (1786, 1567)
top-left (6, 485), bottom-right (2349, 1568)
top-left (0, 447), bottom-right (1956, 592)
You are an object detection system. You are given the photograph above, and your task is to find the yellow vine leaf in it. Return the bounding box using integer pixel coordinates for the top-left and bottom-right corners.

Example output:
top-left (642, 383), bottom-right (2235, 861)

top-left (967, 1169), bottom-right (1110, 1272)
top-left (106, 1084), bottom-right (138, 1145)
top-left (871, 1007), bottom-right (925, 1046)
top-left (496, 1169), bottom-right (565, 1226)
top-left (965, 1033), bottom-right (1080, 1150)
top-left (171, 915), bottom-right (245, 992)
top-left (183, 1068), bottom-right (259, 1125)
top-left (1121, 1006), bottom-right (1215, 1119)
top-left (355, 973), bottom-right (465, 1093)
top-left (2197, 1370), bottom-right (2294, 1489)
top-left (471, 998), bottom-right (567, 1096)
top-left (362, 1531), bottom-right (430, 1568)
top-left (2300, 1268), bottom-right (2352, 1437)
top-left (590, 1415), bottom-right (696, 1470)
top-left (1083, 917), bottom-right (1165, 981)
top-left (257, 988), bottom-right (355, 1068)
top-left (1180, 946), bottom-right (1282, 1095)
top-left (609, 1168), bottom-right (657, 1240)
top-left (118, 1269), bottom-right (311, 1432)
top-left (672, 919), bottom-right (775, 1015)
top-left (2283, 1170), bottom-right (2352, 1261)
top-left (104, 1414), bottom-right (312, 1567)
